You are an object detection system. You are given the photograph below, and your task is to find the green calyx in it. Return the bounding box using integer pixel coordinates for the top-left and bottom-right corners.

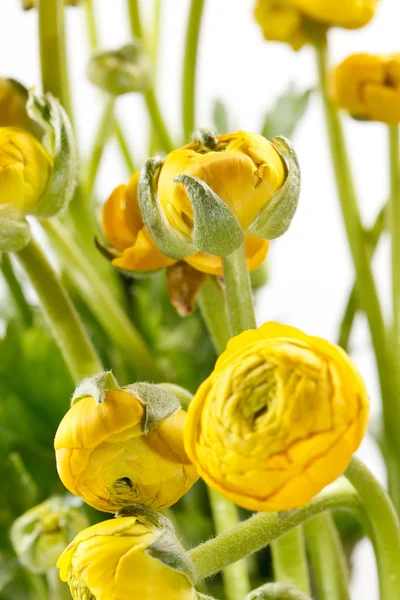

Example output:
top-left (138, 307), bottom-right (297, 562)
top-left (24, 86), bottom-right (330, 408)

top-left (192, 127), bottom-right (218, 149)
top-left (27, 92), bottom-right (78, 219)
top-left (87, 42), bottom-right (151, 96)
top-left (245, 583), bottom-right (312, 600)
top-left (249, 136), bottom-right (300, 240)
top-left (139, 157), bottom-right (196, 260)
top-left (124, 382), bottom-right (181, 434)
top-left (157, 383), bottom-right (193, 411)
top-left (71, 371), bottom-right (118, 406)
top-left (0, 215), bottom-right (31, 252)
top-left (174, 174), bottom-right (244, 256)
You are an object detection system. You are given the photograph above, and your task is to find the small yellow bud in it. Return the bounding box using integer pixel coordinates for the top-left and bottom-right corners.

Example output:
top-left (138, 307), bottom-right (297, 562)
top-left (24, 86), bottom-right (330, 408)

top-left (102, 170), bottom-right (269, 276)
top-left (57, 513), bottom-right (197, 600)
top-left (54, 380), bottom-right (198, 513)
top-left (330, 53), bottom-right (400, 125)
top-left (184, 322), bottom-right (369, 512)
top-left (254, 0), bottom-right (311, 51)
top-left (10, 496), bottom-right (89, 574)
top-left (0, 127), bottom-right (53, 215)
top-left (0, 78), bottom-right (31, 129)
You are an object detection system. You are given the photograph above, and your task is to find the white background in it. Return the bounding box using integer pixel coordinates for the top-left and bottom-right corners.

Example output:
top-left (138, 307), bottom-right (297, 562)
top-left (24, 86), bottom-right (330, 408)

top-left (1, 1), bottom-right (400, 597)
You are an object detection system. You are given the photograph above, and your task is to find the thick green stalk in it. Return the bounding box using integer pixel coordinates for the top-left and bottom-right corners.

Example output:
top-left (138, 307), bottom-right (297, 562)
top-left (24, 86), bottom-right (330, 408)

top-left (338, 204), bottom-right (386, 350)
top-left (315, 41), bottom-right (400, 509)
top-left (42, 220), bottom-right (165, 382)
top-left (189, 478), bottom-right (360, 581)
top-left (304, 513), bottom-right (350, 600)
top-left (346, 457), bottom-right (400, 600)
top-left (197, 277), bottom-right (230, 354)
top-left (389, 126), bottom-right (400, 370)
top-left (208, 490), bottom-right (251, 600)
top-left (222, 245), bottom-right (257, 335)
top-left (16, 237), bottom-right (102, 383)
top-left (182, 0), bottom-right (206, 140)
top-left (37, 0), bottom-right (73, 118)
top-left (271, 529), bottom-right (310, 596)
top-left (1, 254), bottom-right (33, 327)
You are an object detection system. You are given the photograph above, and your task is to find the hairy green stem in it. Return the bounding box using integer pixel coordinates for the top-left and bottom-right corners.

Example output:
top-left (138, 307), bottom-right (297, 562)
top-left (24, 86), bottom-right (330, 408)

top-left (338, 204), bottom-right (386, 350)
top-left (197, 277), bottom-right (230, 354)
top-left (182, 0), bottom-right (206, 140)
top-left (1, 253), bottom-right (33, 327)
top-left (271, 529), bottom-right (310, 596)
top-left (15, 237), bottom-right (102, 383)
top-left (346, 457), bottom-right (400, 599)
top-left (42, 220), bottom-right (165, 382)
top-left (222, 245), bottom-right (256, 335)
top-left (189, 478), bottom-right (360, 581)
top-left (208, 490), bottom-right (251, 600)
top-left (304, 513), bottom-right (350, 600)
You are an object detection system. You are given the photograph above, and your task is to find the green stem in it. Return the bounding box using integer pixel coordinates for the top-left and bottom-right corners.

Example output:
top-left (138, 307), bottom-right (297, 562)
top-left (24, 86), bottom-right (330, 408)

top-left (189, 478), bottom-right (360, 581)
top-left (15, 237), bottom-right (102, 383)
top-left (115, 121), bottom-right (136, 173)
top-left (46, 568), bottom-right (70, 600)
top-left (37, 0), bottom-right (73, 118)
top-left (208, 489), bottom-right (251, 600)
top-left (197, 277), bottom-right (230, 354)
top-left (346, 457), bottom-right (400, 600)
top-left (83, 0), bottom-right (98, 49)
top-left (26, 572), bottom-right (48, 600)
top-left (315, 41), bottom-right (400, 508)
top-left (0, 253), bottom-right (33, 327)
top-left (271, 529), bottom-right (310, 596)
top-left (84, 95), bottom-right (115, 199)
top-left (127, 0), bottom-right (143, 38)
top-left (338, 204), bottom-right (386, 350)
top-left (389, 126), bottom-right (400, 365)
top-left (182, 0), bottom-right (206, 140)
top-left (222, 245), bottom-right (256, 335)
top-left (144, 89), bottom-right (174, 153)
top-left (42, 220), bottom-right (165, 382)
top-left (304, 513), bottom-right (350, 600)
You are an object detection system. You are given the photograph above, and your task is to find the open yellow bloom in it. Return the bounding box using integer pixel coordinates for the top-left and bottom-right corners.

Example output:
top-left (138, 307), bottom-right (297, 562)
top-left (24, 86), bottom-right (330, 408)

top-left (330, 53), bottom-right (400, 125)
top-left (58, 515), bottom-right (196, 600)
top-left (55, 387), bottom-right (198, 513)
top-left (254, 0), bottom-right (378, 50)
top-left (185, 322), bottom-right (369, 512)
top-left (0, 127), bottom-right (53, 214)
top-left (102, 169), bottom-right (269, 276)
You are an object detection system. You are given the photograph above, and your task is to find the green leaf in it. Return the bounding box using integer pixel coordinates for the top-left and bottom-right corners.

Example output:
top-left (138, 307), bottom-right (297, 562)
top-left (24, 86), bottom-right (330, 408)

top-left (261, 85), bottom-right (313, 140)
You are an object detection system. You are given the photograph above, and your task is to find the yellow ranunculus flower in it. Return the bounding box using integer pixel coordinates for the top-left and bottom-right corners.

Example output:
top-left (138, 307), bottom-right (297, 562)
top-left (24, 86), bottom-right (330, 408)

top-left (0, 79), bottom-right (30, 129)
top-left (57, 515), bottom-right (197, 600)
top-left (54, 386), bottom-right (198, 513)
top-left (330, 53), bottom-right (400, 125)
top-left (0, 127), bottom-right (53, 214)
top-left (254, 0), bottom-right (378, 50)
top-left (102, 169), bottom-right (269, 276)
top-left (157, 131), bottom-right (285, 238)
top-left (185, 322), bottom-right (369, 512)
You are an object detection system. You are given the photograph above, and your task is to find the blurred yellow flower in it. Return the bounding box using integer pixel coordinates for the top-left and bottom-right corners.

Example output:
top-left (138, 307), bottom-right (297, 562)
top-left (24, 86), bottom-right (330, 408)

top-left (0, 127), bottom-right (53, 214)
top-left (102, 168), bottom-right (269, 276)
top-left (185, 322), bottom-right (369, 512)
top-left (54, 386), bottom-right (198, 513)
top-left (330, 53), bottom-right (400, 125)
top-left (254, 0), bottom-right (378, 50)
top-left (0, 79), bottom-right (30, 129)
top-left (58, 515), bottom-right (197, 600)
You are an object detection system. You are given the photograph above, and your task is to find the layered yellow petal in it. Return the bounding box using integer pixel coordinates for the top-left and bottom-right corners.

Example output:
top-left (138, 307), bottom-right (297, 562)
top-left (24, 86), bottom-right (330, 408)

top-left (185, 237), bottom-right (269, 276)
top-left (185, 322), bottom-right (369, 512)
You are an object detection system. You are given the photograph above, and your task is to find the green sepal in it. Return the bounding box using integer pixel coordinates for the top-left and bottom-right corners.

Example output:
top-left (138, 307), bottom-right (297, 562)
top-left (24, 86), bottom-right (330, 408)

top-left (249, 136), bottom-right (300, 240)
top-left (116, 504), bottom-right (171, 530)
top-left (87, 41), bottom-right (151, 96)
top-left (26, 91), bottom-right (78, 218)
top-left (157, 383), bottom-right (193, 411)
top-left (174, 174), bottom-right (244, 256)
top-left (245, 583), bottom-right (312, 600)
top-left (147, 529), bottom-right (196, 586)
top-left (192, 127), bottom-right (218, 149)
top-left (0, 216), bottom-right (31, 252)
top-left (139, 157), bottom-right (195, 260)
top-left (71, 371), bottom-right (119, 406)
top-left (124, 382), bottom-right (180, 434)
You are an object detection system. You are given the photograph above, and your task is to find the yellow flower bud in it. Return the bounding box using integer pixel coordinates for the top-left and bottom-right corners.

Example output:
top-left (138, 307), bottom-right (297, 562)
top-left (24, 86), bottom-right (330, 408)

top-left (185, 322), bottom-right (369, 512)
top-left (57, 513), bottom-right (197, 600)
top-left (157, 131), bottom-right (285, 238)
top-left (0, 127), bottom-right (53, 214)
top-left (10, 496), bottom-right (89, 574)
top-left (54, 382), bottom-right (198, 513)
top-left (330, 53), bottom-right (400, 125)
top-left (102, 169), bottom-right (269, 276)
top-left (0, 78), bottom-right (30, 129)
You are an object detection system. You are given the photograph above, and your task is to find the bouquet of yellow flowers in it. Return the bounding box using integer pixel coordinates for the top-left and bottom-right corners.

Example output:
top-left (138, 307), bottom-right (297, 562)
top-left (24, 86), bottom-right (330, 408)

top-left (1, 1), bottom-right (400, 599)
